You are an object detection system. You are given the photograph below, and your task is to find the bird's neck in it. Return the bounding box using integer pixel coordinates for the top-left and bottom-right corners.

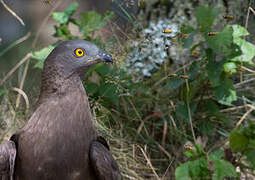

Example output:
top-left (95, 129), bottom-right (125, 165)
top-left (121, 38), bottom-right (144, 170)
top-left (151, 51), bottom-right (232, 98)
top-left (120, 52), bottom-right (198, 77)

top-left (38, 63), bottom-right (84, 103)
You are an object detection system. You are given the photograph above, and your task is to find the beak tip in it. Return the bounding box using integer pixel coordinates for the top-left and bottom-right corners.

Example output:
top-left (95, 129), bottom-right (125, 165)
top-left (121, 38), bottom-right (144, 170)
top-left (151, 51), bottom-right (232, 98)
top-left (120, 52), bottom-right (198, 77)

top-left (103, 54), bottom-right (113, 63)
top-left (98, 50), bottom-right (113, 63)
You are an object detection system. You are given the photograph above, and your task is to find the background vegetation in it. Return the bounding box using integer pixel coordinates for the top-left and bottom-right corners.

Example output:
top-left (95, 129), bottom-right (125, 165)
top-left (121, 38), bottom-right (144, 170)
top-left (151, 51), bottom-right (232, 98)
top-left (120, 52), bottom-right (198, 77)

top-left (0, 0), bottom-right (255, 179)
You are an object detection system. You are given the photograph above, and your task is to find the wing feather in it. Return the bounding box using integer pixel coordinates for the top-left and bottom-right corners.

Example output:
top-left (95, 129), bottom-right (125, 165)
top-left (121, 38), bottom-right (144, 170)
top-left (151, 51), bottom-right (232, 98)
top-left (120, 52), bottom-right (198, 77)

top-left (0, 140), bottom-right (16, 180)
top-left (89, 138), bottom-right (121, 180)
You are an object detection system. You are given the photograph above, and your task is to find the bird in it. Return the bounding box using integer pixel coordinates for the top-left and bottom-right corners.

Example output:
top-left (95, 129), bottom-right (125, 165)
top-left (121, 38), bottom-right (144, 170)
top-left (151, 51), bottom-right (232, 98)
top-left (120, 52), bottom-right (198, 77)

top-left (0, 40), bottom-right (121, 180)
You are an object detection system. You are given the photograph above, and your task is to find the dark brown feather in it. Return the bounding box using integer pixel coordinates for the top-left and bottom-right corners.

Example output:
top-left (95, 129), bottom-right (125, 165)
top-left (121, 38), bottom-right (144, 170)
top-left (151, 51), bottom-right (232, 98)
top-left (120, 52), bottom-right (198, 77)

top-left (0, 140), bottom-right (16, 180)
top-left (90, 140), bottom-right (121, 180)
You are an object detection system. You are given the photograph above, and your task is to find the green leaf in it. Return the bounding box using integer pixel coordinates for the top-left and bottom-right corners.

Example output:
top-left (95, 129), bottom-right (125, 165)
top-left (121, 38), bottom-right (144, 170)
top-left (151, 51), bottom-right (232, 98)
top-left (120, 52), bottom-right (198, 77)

top-left (223, 62), bottom-right (237, 74)
top-left (188, 61), bottom-right (200, 80)
top-left (99, 83), bottom-right (119, 104)
top-left (229, 130), bottom-right (249, 152)
top-left (231, 25), bottom-right (255, 65)
top-left (205, 25), bottom-right (233, 55)
top-left (52, 12), bottom-right (69, 24)
top-left (232, 24), bottom-right (249, 37)
top-left (175, 161), bottom-right (192, 180)
top-left (176, 102), bottom-right (197, 123)
top-left (184, 150), bottom-right (198, 158)
top-left (211, 159), bottom-right (237, 180)
top-left (181, 26), bottom-right (196, 48)
top-left (204, 100), bottom-right (227, 122)
top-left (245, 150), bottom-right (255, 168)
top-left (190, 157), bottom-right (210, 179)
top-left (0, 89), bottom-right (8, 97)
top-left (175, 158), bottom-right (210, 180)
top-left (32, 45), bottom-right (55, 69)
top-left (64, 2), bottom-right (78, 17)
top-left (85, 83), bottom-right (99, 95)
top-left (214, 78), bottom-right (237, 106)
top-left (164, 78), bottom-right (184, 90)
top-left (206, 49), bottom-right (224, 87)
top-left (80, 11), bottom-right (114, 37)
top-left (52, 2), bottom-right (78, 24)
top-left (195, 5), bottom-right (220, 32)
top-left (209, 150), bottom-right (224, 161)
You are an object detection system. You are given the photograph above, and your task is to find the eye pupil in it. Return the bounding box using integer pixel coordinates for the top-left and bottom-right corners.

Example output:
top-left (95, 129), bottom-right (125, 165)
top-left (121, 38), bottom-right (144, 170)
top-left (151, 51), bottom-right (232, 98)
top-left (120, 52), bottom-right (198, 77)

top-left (78, 50), bottom-right (82, 54)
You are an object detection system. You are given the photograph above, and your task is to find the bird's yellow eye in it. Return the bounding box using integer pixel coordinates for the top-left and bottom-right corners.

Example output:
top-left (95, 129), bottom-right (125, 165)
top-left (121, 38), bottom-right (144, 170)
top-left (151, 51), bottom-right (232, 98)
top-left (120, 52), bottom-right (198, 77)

top-left (74, 48), bottom-right (85, 57)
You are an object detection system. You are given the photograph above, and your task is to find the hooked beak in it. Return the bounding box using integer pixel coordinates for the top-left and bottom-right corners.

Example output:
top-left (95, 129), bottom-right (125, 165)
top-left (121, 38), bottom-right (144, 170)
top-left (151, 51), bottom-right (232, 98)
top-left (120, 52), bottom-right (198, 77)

top-left (97, 50), bottom-right (113, 63)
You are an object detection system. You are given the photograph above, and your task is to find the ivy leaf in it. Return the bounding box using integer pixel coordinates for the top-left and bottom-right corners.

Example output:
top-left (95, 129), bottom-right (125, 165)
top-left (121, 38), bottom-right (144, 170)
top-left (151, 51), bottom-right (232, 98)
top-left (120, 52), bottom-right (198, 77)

top-left (195, 5), bottom-right (220, 32)
top-left (32, 45), bottom-right (55, 69)
top-left (229, 130), bottom-right (249, 152)
top-left (230, 25), bottom-right (255, 65)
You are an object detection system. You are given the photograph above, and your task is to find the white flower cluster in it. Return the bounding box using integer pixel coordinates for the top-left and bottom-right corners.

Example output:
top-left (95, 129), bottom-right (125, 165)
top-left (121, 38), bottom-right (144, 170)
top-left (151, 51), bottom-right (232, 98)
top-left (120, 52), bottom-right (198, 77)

top-left (126, 19), bottom-right (178, 79)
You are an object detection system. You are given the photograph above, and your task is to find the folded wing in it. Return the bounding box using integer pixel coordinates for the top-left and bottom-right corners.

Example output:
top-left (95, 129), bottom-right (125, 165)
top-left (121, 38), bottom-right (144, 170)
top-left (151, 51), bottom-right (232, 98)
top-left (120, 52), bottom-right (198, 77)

top-left (0, 140), bottom-right (16, 180)
top-left (89, 137), bottom-right (121, 180)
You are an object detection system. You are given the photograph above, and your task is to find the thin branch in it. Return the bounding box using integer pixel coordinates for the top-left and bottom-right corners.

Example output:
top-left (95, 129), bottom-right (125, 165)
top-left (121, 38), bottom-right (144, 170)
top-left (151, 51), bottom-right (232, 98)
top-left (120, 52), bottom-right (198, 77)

top-left (0, 0), bottom-right (25, 26)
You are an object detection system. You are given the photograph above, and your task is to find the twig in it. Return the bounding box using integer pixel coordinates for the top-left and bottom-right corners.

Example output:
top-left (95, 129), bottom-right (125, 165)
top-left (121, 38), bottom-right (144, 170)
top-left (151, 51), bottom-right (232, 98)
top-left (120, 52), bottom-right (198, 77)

top-left (0, 53), bottom-right (32, 86)
top-left (0, 0), bottom-right (25, 26)
top-left (0, 32), bottom-right (31, 57)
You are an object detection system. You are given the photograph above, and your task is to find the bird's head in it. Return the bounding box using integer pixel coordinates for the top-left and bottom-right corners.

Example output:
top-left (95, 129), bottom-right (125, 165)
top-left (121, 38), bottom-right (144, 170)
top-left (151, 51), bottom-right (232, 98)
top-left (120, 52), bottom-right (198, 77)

top-left (44, 40), bottom-right (113, 78)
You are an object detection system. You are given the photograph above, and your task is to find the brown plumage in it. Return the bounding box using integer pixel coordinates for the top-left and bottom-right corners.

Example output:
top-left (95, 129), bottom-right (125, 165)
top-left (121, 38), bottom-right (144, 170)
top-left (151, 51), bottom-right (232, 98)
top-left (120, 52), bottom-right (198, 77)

top-left (0, 40), bottom-right (121, 180)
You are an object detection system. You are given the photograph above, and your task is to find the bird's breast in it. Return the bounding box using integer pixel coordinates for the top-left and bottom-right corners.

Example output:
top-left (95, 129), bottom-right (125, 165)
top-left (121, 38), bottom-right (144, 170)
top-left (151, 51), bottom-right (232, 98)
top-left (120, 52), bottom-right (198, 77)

top-left (15, 89), bottom-right (97, 179)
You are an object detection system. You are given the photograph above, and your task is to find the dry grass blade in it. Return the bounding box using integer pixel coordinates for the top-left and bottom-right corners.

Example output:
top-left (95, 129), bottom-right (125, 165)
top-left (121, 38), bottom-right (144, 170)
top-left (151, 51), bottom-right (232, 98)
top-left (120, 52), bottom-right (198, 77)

top-left (235, 78), bottom-right (255, 88)
top-left (15, 59), bottom-right (30, 109)
top-left (0, 0), bottom-right (25, 26)
top-left (235, 104), bottom-right (255, 128)
top-left (137, 145), bottom-right (160, 180)
top-left (0, 53), bottom-right (31, 86)
top-left (11, 87), bottom-right (30, 115)
top-left (0, 32), bottom-right (31, 57)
